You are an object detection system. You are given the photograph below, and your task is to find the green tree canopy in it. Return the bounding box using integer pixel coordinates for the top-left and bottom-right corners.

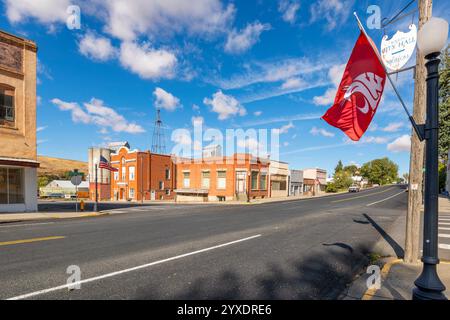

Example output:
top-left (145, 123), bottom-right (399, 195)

top-left (343, 164), bottom-right (359, 176)
top-left (439, 44), bottom-right (450, 161)
top-left (335, 160), bottom-right (344, 173)
top-left (360, 157), bottom-right (399, 185)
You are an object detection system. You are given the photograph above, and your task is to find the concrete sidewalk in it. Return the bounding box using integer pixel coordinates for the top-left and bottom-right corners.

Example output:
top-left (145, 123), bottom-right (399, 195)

top-left (0, 211), bottom-right (105, 223)
top-left (343, 195), bottom-right (450, 300)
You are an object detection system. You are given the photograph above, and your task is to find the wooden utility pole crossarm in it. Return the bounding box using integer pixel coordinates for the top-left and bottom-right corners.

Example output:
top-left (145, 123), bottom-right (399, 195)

top-left (404, 0), bottom-right (433, 264)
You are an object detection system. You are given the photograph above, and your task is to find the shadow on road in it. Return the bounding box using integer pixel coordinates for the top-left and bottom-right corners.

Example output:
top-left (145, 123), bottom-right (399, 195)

top-left (133, 243), bottom-right (372, 300)
top-left (362, 213), bottom-right (404, 259)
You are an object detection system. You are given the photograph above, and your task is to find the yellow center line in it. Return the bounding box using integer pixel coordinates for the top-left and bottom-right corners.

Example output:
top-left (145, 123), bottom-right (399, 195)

top-left (331, 187), bottom-right (394, 203)
top-left (0, 236), bottom-right (66, 247)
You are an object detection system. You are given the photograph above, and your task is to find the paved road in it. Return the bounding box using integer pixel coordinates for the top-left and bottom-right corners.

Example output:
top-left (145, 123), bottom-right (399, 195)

top-left (0, 186), bottom-right (408, 300)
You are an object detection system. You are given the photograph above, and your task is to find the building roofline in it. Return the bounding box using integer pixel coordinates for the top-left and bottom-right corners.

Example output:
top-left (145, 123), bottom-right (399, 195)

top-left (0, 29), bottom-right (37, 51)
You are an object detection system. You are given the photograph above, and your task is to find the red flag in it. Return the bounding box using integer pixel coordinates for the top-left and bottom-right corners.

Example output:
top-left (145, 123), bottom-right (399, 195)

top-left (322, 31), bottom-right (386, 141)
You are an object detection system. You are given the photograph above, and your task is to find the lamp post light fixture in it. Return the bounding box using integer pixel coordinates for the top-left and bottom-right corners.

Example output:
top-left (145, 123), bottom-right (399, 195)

top-left (413, 17), bottom-right (449, 300)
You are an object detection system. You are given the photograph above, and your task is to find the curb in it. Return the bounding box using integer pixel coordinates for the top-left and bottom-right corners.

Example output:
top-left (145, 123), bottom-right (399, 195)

top-left (0, 211), bottom-right (110, 224)
top-left (361, 258), bottom-right (403, 300)
top-left (361, 258), bottom-right (450, 300)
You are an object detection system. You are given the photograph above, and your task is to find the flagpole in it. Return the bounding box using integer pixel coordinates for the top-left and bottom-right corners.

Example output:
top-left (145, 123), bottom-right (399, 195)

top-left (353, 12), bottom-right (425, 141)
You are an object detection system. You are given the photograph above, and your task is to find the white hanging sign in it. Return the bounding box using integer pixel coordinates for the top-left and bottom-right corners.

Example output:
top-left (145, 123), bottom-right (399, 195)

top-left (381, 24), bottom-right (417, 71)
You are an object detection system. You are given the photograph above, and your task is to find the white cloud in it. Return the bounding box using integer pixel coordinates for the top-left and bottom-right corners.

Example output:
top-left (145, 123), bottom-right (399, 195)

top-left (279, 122), bottom-right (295, 134)
top-left (5, 0), bottom-right (70, 25)
top-left (172, 130), bottom-right (192, 145)
top-left (313, 88), bottom-right (336, 106)
top-left (281, 77), bottom-right (305, 90)
top-left (382, 122), bottom-right (405, 132)
top-left (237, 137), bottom-right (265, 156)
top-left (310, 126), bottom-right (335, 137)
top-left (254, 111), bottom-right (262, 116)
top-left (153, 87), bottom-right (181, 111)
top-left (361, 136), bottom-right (389, 144)
top-left (310, 0), bottom-right (354, 31)
top-left (52, 97), bottom-right (145, 134)
top-left (78, 32), bottom-right (117, 61)
top-left (95, 0), bottom-right (236, 41)
top-left (119, 42), bottom-right (177, 80)
top-left (36, 126), bottom-right (47, 132)
top-left (387, 135), bottom-right (411, 152)
top-left (225, 21), bottom-right (270, 54)
top-left (51, 98), bottom-right (91, 124)
top-left (313, 63), bottom-right (346, 106)
top-left (203, 90), bottom-right (247, 120)
top-left (214, 57), bottom-right (329, 90)
top-left (278, 0), bottom-right (300, 24)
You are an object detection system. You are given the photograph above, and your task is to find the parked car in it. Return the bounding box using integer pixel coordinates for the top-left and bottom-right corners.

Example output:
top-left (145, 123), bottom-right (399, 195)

top-left (348, 185), bottom-right (360, 193)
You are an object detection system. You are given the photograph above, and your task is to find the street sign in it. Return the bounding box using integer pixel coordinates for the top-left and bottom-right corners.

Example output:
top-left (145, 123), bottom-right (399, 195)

top-left (71, 175), bottom-right (82, 186)
top-left (381, 24), bottom-right (417, 71)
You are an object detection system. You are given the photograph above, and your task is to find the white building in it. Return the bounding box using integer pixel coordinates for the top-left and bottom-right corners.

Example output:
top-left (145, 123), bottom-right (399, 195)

top-left (303, 168), bottom-right (327, 195)
top-left (269, 160), bottom-right (289, 197)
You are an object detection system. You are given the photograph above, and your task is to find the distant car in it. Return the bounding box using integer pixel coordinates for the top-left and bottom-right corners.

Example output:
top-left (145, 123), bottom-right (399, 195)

top-left (348, 185), bottom-right (360, 193)
top-left (373, 184), bottom-right (380, 187)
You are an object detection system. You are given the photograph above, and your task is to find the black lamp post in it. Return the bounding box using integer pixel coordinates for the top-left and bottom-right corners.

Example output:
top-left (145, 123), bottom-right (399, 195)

top-left (412, 17), bottom-right (449, 300)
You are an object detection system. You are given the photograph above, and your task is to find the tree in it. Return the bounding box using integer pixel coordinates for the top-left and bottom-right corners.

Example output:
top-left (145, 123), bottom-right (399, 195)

top-left (333, 170), bottom-right (354, 190)
top-left (335, 160), bottom-right (344, 173)
top-left (360, 157), bottom-right (399, 185)
top-left (439, 44), bottom-right (450, 161)
top-left (343, 164), bottom-right (359, 176)
top-left (37, 176), bottom-right (51, 188)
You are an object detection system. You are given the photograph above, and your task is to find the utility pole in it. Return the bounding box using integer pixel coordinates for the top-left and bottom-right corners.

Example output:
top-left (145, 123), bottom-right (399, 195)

top-left (404, 0), bottom-right (433, 264)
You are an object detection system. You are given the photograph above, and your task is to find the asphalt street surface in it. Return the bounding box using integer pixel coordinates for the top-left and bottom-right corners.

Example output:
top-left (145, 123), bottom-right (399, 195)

top-left (0, 186), bottom-right (408, 300)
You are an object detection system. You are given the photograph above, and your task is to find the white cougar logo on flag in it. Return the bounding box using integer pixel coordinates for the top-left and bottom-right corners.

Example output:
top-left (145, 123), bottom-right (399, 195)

top-left (342, 72), bottom-right (384, 114)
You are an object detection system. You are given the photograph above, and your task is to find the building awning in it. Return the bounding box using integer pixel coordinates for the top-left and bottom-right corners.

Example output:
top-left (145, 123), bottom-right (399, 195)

top-left (0, 157), bottom-right (39, 168)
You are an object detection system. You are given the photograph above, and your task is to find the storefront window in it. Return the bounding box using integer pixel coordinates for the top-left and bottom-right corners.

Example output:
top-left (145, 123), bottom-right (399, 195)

top-left (251, 171), bottom-right (258, 190)
top-left (0, 167), bottom-right (24, 204)
top-left (0, 168), bottom-right (7, 203)
top-left (259, 173), bottom-right (267, 190)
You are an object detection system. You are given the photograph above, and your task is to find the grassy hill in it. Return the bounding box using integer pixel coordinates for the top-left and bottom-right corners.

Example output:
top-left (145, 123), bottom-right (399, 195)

top-left (38, 155), bottom-right (88, 177)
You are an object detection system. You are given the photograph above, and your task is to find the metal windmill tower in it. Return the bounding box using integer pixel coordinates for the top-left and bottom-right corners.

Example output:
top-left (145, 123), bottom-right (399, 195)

top-left (151, 109), bottom-right (166, 154)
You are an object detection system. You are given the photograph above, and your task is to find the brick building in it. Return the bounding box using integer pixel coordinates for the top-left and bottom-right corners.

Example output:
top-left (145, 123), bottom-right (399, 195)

top-left (0, 30), bottom-right (38, 212)
top-left (174, 153), bottom-right (269, 202)
top-left (110, 146), bottom-right (175, 201)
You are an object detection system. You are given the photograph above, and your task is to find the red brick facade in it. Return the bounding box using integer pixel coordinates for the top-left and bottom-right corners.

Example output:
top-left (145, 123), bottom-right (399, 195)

top-left (110, 147), bottom-right (175, 201)
top-left (174, 153), bottom-right (269, 202)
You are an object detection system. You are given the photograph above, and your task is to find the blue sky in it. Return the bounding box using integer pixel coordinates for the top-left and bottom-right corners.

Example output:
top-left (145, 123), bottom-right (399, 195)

top-left (1, 0), bottom-right (449, 176)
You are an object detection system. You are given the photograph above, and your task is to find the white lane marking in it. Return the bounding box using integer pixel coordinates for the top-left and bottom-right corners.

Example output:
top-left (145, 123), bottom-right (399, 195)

top-left (438, 234), bottom-right (450, 238)
top-left (7, 234), bottom-right (262, 300)
top-left (439, 244), bottom-right (450, 250)
top-left (439, 218), bottom-right (450, 221)
top-left (366, 191), bottom-right (405, 207)
top-left (0, 222), bottom-right (55, 229)
top-left (440, 222), bottom-right (450, 225)
top-left (439, 227), bottom-right (450, 231)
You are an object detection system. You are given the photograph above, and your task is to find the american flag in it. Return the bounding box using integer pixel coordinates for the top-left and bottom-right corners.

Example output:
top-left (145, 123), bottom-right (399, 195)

top-left (99, 155), bottom-right (118, 172)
